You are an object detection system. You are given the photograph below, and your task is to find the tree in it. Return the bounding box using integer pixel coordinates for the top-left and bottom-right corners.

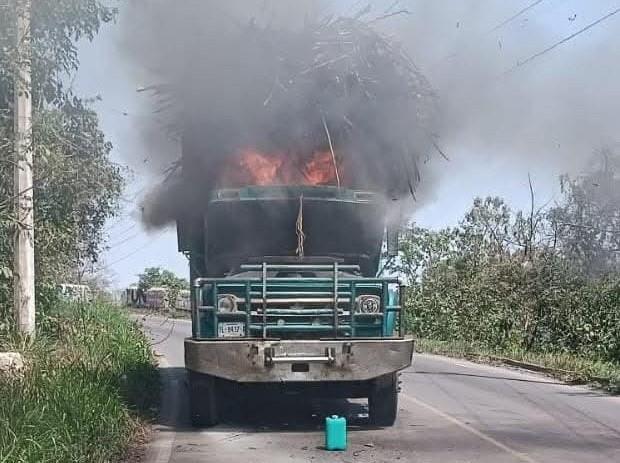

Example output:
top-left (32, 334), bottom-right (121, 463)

top-left (548, 149), bottom-right (620, 277)
top-left (387, 225), bottom-right (455, 284)
top-left (457, 196), bottom-right (512, 263)
top-left (394, 157), bottom-right (620, 362)
top-left (1, 1), bottom-right (123, 316)
top-left (137, 267), bottom-right (189, 292)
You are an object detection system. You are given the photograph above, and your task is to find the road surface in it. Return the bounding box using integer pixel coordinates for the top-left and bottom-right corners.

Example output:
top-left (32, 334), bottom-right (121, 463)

top-left (137, 314), bottom-right (620, 463)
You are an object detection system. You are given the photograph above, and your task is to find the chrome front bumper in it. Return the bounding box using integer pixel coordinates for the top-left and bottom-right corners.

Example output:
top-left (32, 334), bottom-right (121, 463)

top-left (185, 337), bottom-right (414, 383)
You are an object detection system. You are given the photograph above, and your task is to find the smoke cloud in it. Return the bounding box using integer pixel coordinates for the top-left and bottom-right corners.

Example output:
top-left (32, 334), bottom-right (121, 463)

top-left (388, 1), bottom-right (620, 173)
top-left (121, 1), bottom-right (620, 227)
top-left (121, 0), bottom-right (439, 229)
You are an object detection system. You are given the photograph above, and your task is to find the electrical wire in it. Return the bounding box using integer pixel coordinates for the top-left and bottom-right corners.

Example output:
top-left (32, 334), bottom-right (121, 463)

top-left (106, 221), bottom-right (136, 237)
top-left (432, 0), bottom-right (551, 69)
top-left (505, 6), bottom-right (620, 74)
top-left (106, 231), bottom-right (142, 249)
top-left (101, 231), bottom-right (165, 269)
top-left (488, 0), bottom-right (546, 33)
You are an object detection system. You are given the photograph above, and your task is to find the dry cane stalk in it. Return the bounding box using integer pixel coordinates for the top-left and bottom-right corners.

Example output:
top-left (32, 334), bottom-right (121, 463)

top-left (321, 115), bottom-right (341, 188)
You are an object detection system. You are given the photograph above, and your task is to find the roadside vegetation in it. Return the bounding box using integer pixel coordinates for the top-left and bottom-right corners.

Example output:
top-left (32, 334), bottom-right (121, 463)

top-left (1, 1), bottom-right (124, 293)
top-left (0, 301), bottom-right (158, 463)
top-left (396, 151), bottom-right (620, 391)
top-left (0, 2), bottom-right (159, 461)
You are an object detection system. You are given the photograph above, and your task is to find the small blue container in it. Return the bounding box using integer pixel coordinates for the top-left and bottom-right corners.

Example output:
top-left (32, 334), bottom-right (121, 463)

top-left (325, 415), bottom-right (347, 451)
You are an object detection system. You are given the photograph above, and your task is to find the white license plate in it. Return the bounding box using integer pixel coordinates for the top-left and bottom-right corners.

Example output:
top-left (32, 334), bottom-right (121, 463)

top-left (218, 322), bottom-right (245, 338)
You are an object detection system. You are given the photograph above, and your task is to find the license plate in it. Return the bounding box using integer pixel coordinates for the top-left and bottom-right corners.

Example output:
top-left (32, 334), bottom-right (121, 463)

top-left (218, 322), bottom-right (245, 338)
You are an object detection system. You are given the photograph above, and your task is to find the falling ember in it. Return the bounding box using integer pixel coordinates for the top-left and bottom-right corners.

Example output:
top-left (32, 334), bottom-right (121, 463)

top-left (221, 148), bottom-right (344, 187)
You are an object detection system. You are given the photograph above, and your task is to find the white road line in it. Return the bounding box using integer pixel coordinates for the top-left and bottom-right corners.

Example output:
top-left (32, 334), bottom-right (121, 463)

top-left (417, 353), bottom-right (558, 384)
top-left (401, 393), bottom-right (540, 463)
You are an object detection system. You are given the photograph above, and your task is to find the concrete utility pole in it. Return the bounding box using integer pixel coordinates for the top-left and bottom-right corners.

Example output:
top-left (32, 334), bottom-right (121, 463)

top-left (13, 0), bottom-right (35, 336)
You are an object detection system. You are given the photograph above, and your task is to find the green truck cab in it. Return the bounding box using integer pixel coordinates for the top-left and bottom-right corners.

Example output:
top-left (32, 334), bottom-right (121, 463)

top-left (179, 185), bottom-right (414, 426)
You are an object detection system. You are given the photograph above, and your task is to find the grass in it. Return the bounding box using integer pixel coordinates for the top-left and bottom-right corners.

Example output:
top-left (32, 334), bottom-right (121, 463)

top-left (0, 302), bottom-right (159, 463)
top-left (416, 338), bottom-right (620, 393)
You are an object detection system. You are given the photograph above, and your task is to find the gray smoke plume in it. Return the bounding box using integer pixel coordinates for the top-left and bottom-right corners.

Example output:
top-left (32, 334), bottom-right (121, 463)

top-left (121, 1), bottom-right (620, 227)
top-left (122, 0), bottom-right (438, 229)
top-left (387, 0), bottom-right (620, 174)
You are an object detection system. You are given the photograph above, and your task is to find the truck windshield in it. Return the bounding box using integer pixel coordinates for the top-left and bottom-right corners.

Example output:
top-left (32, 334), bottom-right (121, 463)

top-left (205, 196), bottom-right (385, 276)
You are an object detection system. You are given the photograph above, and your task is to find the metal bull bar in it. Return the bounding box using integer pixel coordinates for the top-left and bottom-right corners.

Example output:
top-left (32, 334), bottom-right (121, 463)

top-left (241, 262), bottom-right (349, 338)
top-left (192, 262), bottom-right (403, 339)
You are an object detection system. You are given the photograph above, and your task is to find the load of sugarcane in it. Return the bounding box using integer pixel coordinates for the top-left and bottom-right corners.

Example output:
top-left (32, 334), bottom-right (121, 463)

top-left (253, 14), bottom-right (438, 196)
top-left (142, 12), bottom-right (438, 227)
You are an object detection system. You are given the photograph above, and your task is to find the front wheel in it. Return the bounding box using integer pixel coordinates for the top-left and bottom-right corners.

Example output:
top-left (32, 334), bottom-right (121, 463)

top-left (368, 373), bottom-right (398, 426)
top-left (188, 371), bottom-right (218, 427)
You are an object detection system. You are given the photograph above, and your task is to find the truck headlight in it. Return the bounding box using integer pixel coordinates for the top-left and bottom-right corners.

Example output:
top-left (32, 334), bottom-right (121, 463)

top-left (217, 294), bottom-right (238, 313)
top-left (356, 295), bottom-right (380, 313)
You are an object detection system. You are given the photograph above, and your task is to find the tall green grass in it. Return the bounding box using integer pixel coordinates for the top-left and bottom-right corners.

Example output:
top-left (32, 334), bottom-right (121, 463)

top-left (0, 302), bottom-right (158, 463)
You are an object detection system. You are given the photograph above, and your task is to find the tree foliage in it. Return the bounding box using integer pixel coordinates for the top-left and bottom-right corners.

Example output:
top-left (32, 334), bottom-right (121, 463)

top-left (137, 267), bottom-right (189, 292)
top-left (398, 151), bottom-right (620, 364)
top-left (0, 1), bottom-right (123, 314)
top-left (548, 149), bottom-right (620, 276)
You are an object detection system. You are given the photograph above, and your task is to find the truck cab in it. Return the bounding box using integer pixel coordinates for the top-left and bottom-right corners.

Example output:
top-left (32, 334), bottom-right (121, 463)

top-left (181, 185), bottom-right (413, 426)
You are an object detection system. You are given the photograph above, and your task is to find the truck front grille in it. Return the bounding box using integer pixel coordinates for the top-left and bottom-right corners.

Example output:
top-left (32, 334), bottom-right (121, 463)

top-left (192, 263), bottom-right (401, 339)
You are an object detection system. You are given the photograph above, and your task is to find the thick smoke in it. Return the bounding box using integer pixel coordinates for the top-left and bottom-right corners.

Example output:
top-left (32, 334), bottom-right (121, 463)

top-left (122, 0), bottom-right (437, 229)
top-left (122, 1), bottom-right (620, 227)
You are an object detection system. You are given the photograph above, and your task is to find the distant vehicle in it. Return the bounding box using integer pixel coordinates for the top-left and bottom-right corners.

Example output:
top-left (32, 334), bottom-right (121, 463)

top-left (125, 286), bottom-right (190, 311)
top-left (176, 289), bottom-right (191, 311)
top-left (125, 286), bottom-right (146, 307)
top-left (145, 287), bottom-right (169, 309)
top-left (57, 284), bottom-right (92, 302)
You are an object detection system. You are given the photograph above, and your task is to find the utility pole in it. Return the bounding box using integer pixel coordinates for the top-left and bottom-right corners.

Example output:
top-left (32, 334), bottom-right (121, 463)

top-left (13, 0), bottom-right (35, 336)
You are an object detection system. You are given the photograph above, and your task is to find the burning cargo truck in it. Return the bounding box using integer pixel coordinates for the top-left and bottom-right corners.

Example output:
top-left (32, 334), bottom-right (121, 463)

top-left (142, 16), bottom-right (437, 426)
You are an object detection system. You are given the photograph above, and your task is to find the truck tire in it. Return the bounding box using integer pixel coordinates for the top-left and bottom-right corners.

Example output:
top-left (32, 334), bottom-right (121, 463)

top-left (368, 372), bottom-right (398, 427)
top-left (189, 371), bottom-right (218, 427)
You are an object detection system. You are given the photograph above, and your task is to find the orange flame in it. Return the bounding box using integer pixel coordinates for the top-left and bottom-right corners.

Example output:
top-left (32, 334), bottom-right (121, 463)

top-left (221, 148), bottom-right (344, 187)
top-left (238, 150), bottom-right (284, 186)
top-left (302, 151), bottom-right (337, 185)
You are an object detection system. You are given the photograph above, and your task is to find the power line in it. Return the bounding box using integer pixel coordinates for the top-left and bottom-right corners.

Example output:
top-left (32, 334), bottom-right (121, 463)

top-left (505, 6), bottom-right (620, 74)
top-left (432, 1), bottom-right (548, 68)
top-left (104, 211), bottom-right (131, 231)
top-left (101, 232), bottom-right (164, 269)
top-left (106, 231), bottom-right (142, 249)
top-left (489, 0), bottom-right (546, 33)
top-left (105, 218), bottom-right (134, 233)
top-left (113, 222), bottom-right (138, 237)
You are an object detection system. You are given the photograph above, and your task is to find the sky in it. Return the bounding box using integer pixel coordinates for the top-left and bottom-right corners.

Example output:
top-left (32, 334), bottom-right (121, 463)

top-left (73, 0), bottom-right (620, 288)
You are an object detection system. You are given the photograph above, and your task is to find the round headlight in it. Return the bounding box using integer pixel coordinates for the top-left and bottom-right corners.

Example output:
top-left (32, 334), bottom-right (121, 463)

top-left (217, 294), bottom-right (238, 313)
top-left (356, 295), bottom-right (380, 314)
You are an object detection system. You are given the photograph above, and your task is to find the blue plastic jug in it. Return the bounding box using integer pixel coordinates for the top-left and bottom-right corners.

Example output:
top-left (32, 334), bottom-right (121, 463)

top-left (325, 415), bottom-right (347, 451)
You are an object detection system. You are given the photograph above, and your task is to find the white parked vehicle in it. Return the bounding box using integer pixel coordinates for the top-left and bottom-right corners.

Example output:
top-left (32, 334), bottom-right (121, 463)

top-left (57, 284), bottom-right (92, 302)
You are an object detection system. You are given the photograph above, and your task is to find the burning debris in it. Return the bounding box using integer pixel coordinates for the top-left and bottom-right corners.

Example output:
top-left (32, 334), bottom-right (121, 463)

top-left (220, 149), bottom-right (343, 188)
top-left (131, 5), bottom-right (438, 228)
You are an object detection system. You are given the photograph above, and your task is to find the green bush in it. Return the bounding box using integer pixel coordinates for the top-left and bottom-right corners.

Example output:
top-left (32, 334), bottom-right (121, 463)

top-left (397, 166), bottom-right (620, 372)
top-left (0, 303), bottom-right (158, 463)
top-left (405, 255), bottom-right (620, 364)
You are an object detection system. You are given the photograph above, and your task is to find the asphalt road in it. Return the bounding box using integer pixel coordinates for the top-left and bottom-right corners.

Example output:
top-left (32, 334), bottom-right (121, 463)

top-left (137, 314), bottom-right (620, 463)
